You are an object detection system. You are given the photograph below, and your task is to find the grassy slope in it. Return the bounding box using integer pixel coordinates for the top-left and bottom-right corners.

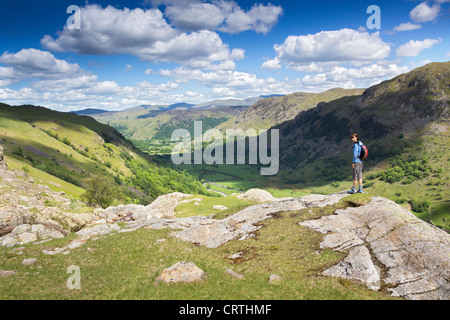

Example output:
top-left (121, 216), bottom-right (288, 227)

top-left (0, 103), bottom-right (211, 205)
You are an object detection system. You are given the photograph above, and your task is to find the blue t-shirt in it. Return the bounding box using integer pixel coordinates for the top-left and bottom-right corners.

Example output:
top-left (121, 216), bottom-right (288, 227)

top-left (352, 141), bottom-right (363, 163)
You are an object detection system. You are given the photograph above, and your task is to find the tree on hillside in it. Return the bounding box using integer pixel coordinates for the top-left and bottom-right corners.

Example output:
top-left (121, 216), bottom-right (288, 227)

top-left (81, 174), bottom-right (117, 209)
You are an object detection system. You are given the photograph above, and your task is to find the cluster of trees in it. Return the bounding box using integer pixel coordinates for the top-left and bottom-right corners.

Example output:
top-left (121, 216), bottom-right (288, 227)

top-left (377, 156), bottom-right (432, 184)
top-left (409, 199), bottom-right (431, 214)
top-left (124, 158), bottom-right (209, 199)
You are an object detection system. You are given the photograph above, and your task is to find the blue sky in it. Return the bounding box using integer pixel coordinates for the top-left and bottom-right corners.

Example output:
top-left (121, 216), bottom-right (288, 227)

top-left (0, 0), bottom-right (449, 111)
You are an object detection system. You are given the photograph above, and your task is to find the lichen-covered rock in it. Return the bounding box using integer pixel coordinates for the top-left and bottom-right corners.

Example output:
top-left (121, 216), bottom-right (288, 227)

top-left (269, 274), bottom-right (283, 284)
top-left (0, 223), bottom-right (65, 247)
top-left (298, 193), bottom-right (350, 208)
top-left (323, 246), bottom-right (381, 291)
top-left (75, 223), bottom-right (121, 240)
top-left (176, 198), bottom-right (306, 248)
top-left (156, 261), bottom-right (205, 283)
top-left (213, 205), bottom-right (228, 211)
top-left (300, 197), bottom-right (450, 300)
top-left (144, 192), bottom-right (193, 219)
top-left (0, 270), bottom-right (17, 277)
top-left (236, 188), bottom-right (276, 202)
top-left (22, 258), bottom-right (38, 266)
top-left (0, 206), bottom-right (32, 237)
top-left (0, 146), bottom-right (7, 170)
top-left (175, 194), bottom-right (348, 249)
top-left (100, 193), bottom-right (194, 222)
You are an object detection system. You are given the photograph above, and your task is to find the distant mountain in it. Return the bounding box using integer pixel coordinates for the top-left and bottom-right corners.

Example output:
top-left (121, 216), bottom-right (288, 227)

top-left (192, 97), bottom-right (262, 109)
top-left (216, 88), bottom-right (365, 134)
top-left (169, 102), bottom-right (196, 109)
top-left (71, 108), bottom-right (109, 115)
top-left (91, 95), bottom-right (268, 143)
top-left (260, 94), bottom-right (285, 98)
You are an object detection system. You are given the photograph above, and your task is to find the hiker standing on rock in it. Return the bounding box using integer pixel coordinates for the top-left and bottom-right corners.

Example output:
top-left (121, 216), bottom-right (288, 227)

top-left (348, 133), bottom-right (364, 194)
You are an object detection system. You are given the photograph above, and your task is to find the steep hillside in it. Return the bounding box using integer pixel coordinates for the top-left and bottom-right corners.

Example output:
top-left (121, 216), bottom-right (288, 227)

top-left (276, 62), bottom-right (449, 167)
top-left (216, 88), bottom-right (365, 133)
top-left (0, 103), bottom-right (211, 205)
top-left (272, 61), bottom-right (449, 229)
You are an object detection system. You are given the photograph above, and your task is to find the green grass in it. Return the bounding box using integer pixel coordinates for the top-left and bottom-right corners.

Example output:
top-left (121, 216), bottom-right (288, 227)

top-left (204, 183), bottom-right (237, 196)
top-left (0, 194), bottom-right (397, 300)
top-left (174, 194), bottom-right (255, 219)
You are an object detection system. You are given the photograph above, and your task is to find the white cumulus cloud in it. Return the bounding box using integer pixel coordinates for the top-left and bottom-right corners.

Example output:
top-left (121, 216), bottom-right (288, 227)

top-left (301, 63), bottom-right (410, 91)
top-left (261, 57), bottom-right (281, 70)
top-left (0, 48), bottom-right (82, 79)
top-left (410, 2), bottom-right (441, 23)
top-left (150, 0), bottom-right (283, 34)
top-left (273, 29), bottom-right (391, 68)
top-left (393, 22), bottom-right (422, 32)
top-left (41, 4), bottom-right (244, 70)
top-left (219, 2), bottom-right (283, 34)
top-left (396, 38), bottom-right (442, 57)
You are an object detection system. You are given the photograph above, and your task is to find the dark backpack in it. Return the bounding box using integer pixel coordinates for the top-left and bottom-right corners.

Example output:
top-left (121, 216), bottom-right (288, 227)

top-left (358, 142), bottom-right (368, 160)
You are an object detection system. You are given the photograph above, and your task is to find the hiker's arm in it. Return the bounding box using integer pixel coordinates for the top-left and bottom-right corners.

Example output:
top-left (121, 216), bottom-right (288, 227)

top-left (352, 144), bottom-right (359, 163)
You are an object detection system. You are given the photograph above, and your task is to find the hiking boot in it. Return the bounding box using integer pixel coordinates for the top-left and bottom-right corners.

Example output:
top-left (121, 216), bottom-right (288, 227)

top-left (348, 187), bottom-right (357, 194)
top-left (357, 187), bottom-right (364, 193)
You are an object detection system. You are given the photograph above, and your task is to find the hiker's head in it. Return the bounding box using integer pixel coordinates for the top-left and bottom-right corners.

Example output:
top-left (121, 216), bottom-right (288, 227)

top-left (350, 133), bottom-right (359, 143)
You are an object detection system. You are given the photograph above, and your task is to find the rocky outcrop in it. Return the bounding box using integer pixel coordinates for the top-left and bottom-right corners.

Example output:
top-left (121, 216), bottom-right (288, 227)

top-left (0, 153), bottom-right (103, 247)
top-left (0, 223), bottom-right (66, 247)
top-left (322, 246), bottom-right (381, 291)
top-left (0, 146), bottom-right (7, 170)
top-left (93, 192), bottom-right (198, 222)
top-left (300, 196), bottom-right (450, 300)
top-left (0, 151), bottom-right (200, 247)
top-left (75, 223), bottom-right (121, 240)
top-left (237, 188), bottom-right (277, 202)
top-left (175, 193), bottom-right (348, 248)
top-left (236, 188), bottom-right (293, 202)
top-left (0, 206), bottom-right (33, 237)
